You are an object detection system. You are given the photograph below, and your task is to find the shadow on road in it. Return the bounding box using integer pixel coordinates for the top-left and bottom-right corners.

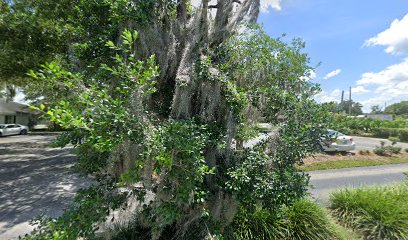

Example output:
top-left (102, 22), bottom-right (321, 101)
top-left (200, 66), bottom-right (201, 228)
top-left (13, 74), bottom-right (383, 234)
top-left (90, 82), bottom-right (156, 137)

top-left (0, 138), bottom-right (90, 238)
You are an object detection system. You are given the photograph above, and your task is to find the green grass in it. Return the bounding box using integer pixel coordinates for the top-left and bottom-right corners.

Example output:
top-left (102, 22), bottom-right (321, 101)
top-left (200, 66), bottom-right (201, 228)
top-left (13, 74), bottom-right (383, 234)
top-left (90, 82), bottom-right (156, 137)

top-left (298, 156), bottom-right (408, 171)
top-left (329, 182), bottom-right (408, 240)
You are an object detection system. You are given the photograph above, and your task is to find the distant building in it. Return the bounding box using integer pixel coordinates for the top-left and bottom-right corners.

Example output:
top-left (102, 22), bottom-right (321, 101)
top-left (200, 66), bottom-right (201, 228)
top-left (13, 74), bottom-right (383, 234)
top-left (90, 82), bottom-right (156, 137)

top-left (366, 114), bottom-right (394, 121)
top-left (0, 100), bottom-right (36, 126)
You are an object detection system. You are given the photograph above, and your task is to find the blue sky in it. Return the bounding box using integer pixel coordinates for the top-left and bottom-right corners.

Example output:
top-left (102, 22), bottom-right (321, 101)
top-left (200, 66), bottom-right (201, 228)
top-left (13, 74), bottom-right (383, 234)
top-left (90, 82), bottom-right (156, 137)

top-left (258, 0), bottom-right (408, 112)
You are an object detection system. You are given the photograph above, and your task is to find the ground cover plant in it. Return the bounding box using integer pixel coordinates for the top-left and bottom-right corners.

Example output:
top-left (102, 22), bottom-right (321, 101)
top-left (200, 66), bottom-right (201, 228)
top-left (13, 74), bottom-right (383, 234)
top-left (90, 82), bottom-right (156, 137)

top-left (330, 182), bottom-right (408, 240)
top-left (224, 199), bottom-right (339, 240)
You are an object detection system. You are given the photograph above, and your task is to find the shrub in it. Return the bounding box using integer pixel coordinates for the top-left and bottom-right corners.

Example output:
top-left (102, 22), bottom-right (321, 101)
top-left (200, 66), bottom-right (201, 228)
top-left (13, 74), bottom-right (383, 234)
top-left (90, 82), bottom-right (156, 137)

top-left (358, 150), bottom-right (367, 155)
top-left (225, 199), bottom-right (337, 240)
top-left (388, 136), bottom-right (400, 145)
top-left (373, 128), bottom-right (408, 142)
top-left (373, 141), bottom-right (401, 155)
top-left (386, 146), bottom-right (402, 154)
top-left (405, 148), bottom-right (408, 153)
top-left (373, 146), bottom-right (387, 156)
top-left (400, 129), bottom-right (408, 142)
top-left (330, 183), bottom-right (408, 240)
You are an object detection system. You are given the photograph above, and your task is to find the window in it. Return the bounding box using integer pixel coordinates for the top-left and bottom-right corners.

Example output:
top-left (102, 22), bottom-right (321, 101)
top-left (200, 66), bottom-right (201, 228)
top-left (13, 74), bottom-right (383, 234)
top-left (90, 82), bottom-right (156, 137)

top-left (5, 115), bottom-right (16, 124)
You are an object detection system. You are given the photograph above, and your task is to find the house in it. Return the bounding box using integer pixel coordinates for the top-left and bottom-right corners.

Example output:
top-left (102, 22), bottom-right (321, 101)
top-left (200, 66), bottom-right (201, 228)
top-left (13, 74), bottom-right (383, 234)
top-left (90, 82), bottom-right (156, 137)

top-left (0, 100), bottom-right (35, 126)
top-left (366, 114), bottom-right (394, 121)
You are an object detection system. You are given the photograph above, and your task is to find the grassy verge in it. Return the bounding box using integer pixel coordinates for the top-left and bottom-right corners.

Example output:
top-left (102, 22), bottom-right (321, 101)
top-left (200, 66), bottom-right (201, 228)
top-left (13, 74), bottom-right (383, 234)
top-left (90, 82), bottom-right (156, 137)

top-left (329, 182), bottom-right (408, 240)
top-left (298, 155), bottom-right (408, 171)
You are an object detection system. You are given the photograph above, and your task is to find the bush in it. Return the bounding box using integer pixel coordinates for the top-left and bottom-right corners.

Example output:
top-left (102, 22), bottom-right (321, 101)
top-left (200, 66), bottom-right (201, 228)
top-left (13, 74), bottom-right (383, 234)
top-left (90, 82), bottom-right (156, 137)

top-left (373, 128), bottom-right (408, 142)
top-left (330, 182), bottom-right (408, 240)
top-left (386, 146), bottom-right (402, 154)
top-left (373, 146), bottom-right (387, 156)
top-left (359, 150), bottom-right (371, 155)
top-left (388, 136), bottom-right (400, 145)
top-left (373, 141), bottom-right (401, 155)
top-left (225, 199), bottom-right (337, 240)
top-left (405, 148), bottom-right (408, 153)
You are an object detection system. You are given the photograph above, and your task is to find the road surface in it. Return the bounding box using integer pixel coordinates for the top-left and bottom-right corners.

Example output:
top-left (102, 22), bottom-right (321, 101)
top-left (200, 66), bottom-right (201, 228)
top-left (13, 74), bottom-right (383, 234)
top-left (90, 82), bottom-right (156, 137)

top-left (353, 136), bottom-right (408, 150)
top-left (0, 135), bottom-right (90, 239)
top-left (309, 163), bottom-right (408, 205)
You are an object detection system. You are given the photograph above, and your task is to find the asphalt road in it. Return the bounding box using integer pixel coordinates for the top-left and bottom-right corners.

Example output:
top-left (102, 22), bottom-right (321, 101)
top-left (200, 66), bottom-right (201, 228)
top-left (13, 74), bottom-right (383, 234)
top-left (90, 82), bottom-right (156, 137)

top-left (353, 136), bottom-right (408, 150)
top-left (309, 163), bottom-right (408, 205)
top-left (0, 135), bottom-right (90, 239)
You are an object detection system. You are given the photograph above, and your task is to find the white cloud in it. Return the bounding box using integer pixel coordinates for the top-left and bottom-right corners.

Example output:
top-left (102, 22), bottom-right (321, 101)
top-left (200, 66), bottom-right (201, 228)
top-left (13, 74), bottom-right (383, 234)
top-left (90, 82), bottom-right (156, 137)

top-left (357, 58), bottom-right (408, 87)
top-left (356, 58), bottom-right (408, 111)
top-left (323, 69), bottom-right (342, 80)
top-left (191, 0), bottom-right (282, 13)
top-left (314, 89), bottom-right (342, 103)
top-left (260, 0), bottom-right (282, 13)
top-left (300, 69), bottom-right (316, 81)
top-left (365, 14), bottom-right (408, 55)
top-left (351, 86), bottom-right (370, 94)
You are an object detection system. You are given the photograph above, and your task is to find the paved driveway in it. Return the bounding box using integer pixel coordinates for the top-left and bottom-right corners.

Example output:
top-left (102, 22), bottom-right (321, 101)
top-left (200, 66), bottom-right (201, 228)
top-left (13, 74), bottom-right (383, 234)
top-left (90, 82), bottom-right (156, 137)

top-left (0, 135), bottom-right (90, 239)
top-left (353, 136), bottom-right (408, 150)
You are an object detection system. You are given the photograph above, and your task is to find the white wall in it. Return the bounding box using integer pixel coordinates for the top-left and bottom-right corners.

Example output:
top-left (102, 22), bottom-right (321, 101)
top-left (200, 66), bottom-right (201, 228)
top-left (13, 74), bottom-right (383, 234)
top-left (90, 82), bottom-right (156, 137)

top-left (16, 113), bottom-right (30, 125)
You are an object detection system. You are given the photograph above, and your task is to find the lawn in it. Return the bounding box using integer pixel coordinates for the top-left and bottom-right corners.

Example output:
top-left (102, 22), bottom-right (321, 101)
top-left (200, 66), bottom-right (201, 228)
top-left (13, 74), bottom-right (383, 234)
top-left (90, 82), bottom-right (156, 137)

top-left (297, 153), bottom-right (408, 171)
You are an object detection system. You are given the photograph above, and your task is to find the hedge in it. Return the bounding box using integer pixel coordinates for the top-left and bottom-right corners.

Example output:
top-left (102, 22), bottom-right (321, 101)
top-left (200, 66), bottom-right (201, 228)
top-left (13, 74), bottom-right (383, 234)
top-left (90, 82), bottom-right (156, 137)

top-left (372, 128), bottom-right (408, 142)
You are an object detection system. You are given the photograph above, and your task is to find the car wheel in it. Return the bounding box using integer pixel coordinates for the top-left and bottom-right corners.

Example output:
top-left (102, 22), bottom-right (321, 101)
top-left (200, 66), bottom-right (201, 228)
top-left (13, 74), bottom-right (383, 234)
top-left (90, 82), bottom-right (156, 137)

top-left (20, 129), bottom-right (28, 135)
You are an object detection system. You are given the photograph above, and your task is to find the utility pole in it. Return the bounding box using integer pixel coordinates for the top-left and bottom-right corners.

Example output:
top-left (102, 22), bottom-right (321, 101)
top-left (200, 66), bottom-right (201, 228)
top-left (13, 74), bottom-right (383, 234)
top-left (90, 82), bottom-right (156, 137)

top-left (341, 90), bottom-right (344, 103)
top-left (349, 87), bottom-right (352, 115)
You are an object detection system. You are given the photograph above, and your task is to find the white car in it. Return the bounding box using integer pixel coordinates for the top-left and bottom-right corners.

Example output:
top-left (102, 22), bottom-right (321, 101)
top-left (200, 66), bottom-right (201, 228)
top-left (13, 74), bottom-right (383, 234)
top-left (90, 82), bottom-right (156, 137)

top-left (0, 124), bottom-right (29, 136)
top-left (320, 129), bottom-right (355, 152)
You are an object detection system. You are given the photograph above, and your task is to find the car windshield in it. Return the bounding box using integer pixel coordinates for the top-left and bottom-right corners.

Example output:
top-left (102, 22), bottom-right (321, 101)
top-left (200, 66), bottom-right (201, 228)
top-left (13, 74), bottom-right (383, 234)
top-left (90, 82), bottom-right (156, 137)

top-left (327, 130), bottom-right (345, 137)
top-left (0, 125), bottom-right (5, 129)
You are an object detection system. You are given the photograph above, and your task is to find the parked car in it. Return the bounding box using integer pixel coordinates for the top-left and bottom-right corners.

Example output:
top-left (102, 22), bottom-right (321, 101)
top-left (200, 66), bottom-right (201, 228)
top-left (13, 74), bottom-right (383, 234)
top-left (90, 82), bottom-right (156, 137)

top-left (0, 124), bottom-right (29, 136)
top-left (320, 129), bottom-right (355, 152)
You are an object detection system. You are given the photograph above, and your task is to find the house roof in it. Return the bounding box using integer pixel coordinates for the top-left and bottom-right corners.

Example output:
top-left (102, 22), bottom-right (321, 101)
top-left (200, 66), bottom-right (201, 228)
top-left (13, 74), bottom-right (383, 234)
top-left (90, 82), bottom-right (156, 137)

top-left (0, 100), bottom-right (32, 115)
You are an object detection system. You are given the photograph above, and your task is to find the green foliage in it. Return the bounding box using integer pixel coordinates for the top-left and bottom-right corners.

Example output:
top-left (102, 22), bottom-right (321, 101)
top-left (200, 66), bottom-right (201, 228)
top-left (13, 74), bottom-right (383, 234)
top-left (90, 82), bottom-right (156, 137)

top-left (330, 115), bottom-right (408, 141)
top-left (23, 23), bottom-right (333, 239)
top-left (371, 105), bottom-right (383, 114)
top-left (219, 26), bottom-right (320, 123)
top-left (358, 150), bottom-right (371, 155)
top-left (388, 136), bottom-right (400, 144)
top-left (372, 141), bottom-right (402, 156)
top-left (330, 182), bottom-right (408, 240)
top-left (31, 29), bottom-right (158, 158)
top-left (0, 0), bottom-right (73, 84)
top-left (324, 101), bottom-right (363, 115)
top-left (226, 142), bottom-right (309, 210)
top-left (125, 120), bottom-right (215, 237)
top-left (373, 146), bottom-right (387, 156)
top-left (0, 0), bottom-right (178, 98)
top-left (373, 128), bottom-right (408, 142)
top-left (385, 100), bottom-right (408, 117)
top-left (225, 199), bottom-right (337, 240)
